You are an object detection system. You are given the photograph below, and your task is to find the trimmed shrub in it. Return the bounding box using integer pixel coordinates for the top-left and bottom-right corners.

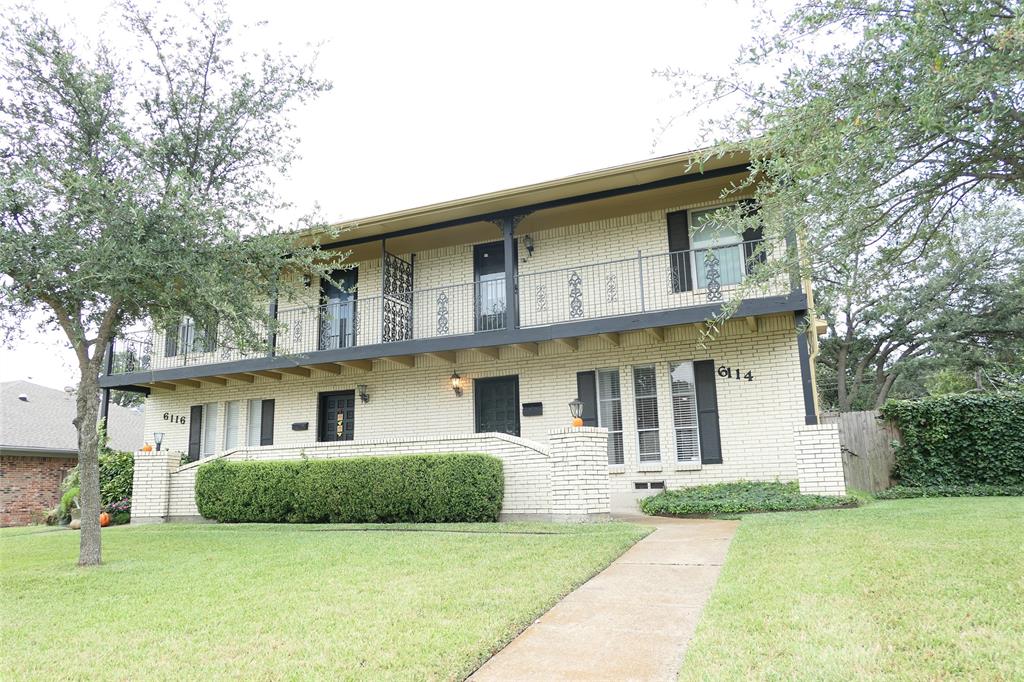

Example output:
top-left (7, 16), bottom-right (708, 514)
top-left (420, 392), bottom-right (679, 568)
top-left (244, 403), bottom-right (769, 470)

top-left (881, 393), bottom-right (1024, 487)
top-left (640, 481), bottom-right (856, 517)
top-left (195, 452), bottom-right (504, 523)
top-left (875, 484), bottom-right (1024, 499)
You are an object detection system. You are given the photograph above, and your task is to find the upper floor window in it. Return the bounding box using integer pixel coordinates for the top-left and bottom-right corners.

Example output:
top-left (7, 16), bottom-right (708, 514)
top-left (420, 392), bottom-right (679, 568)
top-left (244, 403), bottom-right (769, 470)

top-left (666, 203), bottom-right (764, 293)
top-left (164, 317), bottom-right (217, 357)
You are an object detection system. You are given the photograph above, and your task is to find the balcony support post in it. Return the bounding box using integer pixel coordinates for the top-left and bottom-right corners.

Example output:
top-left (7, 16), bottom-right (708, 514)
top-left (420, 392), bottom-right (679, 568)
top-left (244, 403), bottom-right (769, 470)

top-left (500, 217), bottom-right (519, 330)
top-left (100, 343), bottom-right (113, 422)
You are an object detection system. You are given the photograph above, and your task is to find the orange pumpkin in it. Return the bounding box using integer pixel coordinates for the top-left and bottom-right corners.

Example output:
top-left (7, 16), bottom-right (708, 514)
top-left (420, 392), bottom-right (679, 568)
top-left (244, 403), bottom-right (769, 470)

top-left (141, 443), bottom-right (153, 452)
top-left (571, 417), bottom-right (584, 427)
top-left (99, 512), bottom-right (111, 527)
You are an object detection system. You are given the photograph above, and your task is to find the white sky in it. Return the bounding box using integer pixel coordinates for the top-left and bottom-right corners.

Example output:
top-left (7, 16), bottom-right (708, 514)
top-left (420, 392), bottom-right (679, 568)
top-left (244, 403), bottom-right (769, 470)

top-left (0, 0), bottom-right (766, 389)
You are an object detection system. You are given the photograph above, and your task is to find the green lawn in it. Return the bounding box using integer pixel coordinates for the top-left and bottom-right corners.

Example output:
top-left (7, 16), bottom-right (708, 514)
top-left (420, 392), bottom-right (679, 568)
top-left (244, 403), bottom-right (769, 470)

top-left (1, 521), bottom-right (648, 680)
top-left (679, 497), bottom-right (1024, 680)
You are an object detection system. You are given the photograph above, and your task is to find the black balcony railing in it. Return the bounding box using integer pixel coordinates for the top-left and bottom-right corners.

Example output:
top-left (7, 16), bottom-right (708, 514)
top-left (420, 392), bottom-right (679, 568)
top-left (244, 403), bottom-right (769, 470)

top-left (107, 241), bottom-right (780, 375)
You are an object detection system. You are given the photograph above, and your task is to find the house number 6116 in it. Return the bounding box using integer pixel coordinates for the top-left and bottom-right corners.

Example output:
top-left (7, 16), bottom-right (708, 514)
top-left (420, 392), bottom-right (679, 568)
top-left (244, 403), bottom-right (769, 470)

top-left (718, 365), bottom-right (754, 382)
top-left (163, 412), bottom-right (186, 424)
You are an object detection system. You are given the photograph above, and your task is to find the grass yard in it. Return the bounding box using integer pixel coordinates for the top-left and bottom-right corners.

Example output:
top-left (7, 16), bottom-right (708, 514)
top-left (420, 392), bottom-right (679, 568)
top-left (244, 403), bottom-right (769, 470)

top-left (679, 497), bottom-right (1024, 680)
top-left (1, 521), bottom-right (648, 680)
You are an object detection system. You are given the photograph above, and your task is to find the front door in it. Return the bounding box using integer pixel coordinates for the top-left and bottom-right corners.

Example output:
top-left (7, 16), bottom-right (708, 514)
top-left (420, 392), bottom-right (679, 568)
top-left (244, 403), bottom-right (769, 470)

top-left (318, 390), bottom-right (355, 442)
top-left (474, 376), bottom-right (520, 436)
top-left (473, 242), bottom-right (508, 331)
top-left (319, 268), bottom-right (358, 350)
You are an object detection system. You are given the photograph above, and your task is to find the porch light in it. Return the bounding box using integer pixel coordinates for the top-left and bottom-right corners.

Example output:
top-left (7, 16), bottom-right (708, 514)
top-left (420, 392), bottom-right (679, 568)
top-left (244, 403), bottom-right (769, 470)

top-left (450, 372), bottom-right (463, 397)
top-left (523, 234), bottom-right (535, 257)
top-left (154, 432), bottom-right (164, 451)
top-left (568, 399), bottom-right (584, 419)
top-left (357, 384), bottom-right (370, 403)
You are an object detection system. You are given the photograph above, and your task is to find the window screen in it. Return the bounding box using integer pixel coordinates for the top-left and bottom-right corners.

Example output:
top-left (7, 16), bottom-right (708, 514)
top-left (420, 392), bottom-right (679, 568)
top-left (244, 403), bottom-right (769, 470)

top-left (669, 361), bottom-right (701, 463)
top-left (632, 365), bottom-right (660, 462)
top-left (247, 399), bottom-right (263, 446)
top-left (224, 400), bottom-right (241, 450)
top-left (597, 369), bottom-right (624, 465)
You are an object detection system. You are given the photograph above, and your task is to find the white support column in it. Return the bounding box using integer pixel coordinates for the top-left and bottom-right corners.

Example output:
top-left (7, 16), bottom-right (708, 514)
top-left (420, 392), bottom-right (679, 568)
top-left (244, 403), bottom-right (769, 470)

top-left (794, 424), bottom-right (847, 496)
top-left (548, 426), bottom-right (611, 521)
top-left (130, 450), bottom-right (179, 524)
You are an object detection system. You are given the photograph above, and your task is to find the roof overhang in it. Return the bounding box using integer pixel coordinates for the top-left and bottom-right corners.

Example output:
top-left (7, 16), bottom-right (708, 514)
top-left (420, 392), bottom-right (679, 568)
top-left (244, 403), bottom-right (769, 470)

top-left (296, 147), bottom-right (750, 250)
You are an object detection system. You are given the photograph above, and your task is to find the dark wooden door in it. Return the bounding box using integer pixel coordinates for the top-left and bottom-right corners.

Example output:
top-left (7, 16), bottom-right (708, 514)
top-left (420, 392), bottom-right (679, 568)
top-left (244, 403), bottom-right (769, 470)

top-left (318, 391), bottom-right (355, 442)
top-left (474, 241), bottom-right (515, 331)
top-left (474, 376), bottom-right (520, 436)
top-left (187, 405), bottom-right (203, 462)
top-left (319, 268), bottom-right (358, 350)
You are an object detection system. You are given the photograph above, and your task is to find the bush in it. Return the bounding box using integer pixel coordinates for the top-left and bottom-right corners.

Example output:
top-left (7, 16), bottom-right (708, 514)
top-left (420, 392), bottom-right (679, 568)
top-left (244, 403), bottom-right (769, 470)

top-left (881, 393), bottom-right (1024, 487)
top-left (57, 449), bottom-right (135, 523)
top-left (195, 453), bottom-right (504, 523)
top-left (640, 481), bottom-right (857, 517)
top-left (875, 484), bottom-right (1024, 499)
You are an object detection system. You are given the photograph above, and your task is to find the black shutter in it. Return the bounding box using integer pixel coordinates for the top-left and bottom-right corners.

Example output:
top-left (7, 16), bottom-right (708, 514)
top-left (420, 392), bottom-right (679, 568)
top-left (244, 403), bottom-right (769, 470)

top-left (666, 210), bottom-right (692, 292)
top-left (260, 399), bottom-right (275, 446)
top-left (693, 360), bottom-right (722, 464)
top-left (164, 328), bottom-right (178, 358)
top-left (576, 371), bottom-right (599, 427)
top-left (187, 405), bottom-right (203, 462)
top-left (740, 200), bottom-right (766, 274)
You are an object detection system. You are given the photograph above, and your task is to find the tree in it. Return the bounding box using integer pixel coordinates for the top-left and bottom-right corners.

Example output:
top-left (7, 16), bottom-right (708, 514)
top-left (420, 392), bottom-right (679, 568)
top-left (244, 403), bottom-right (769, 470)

top-left (0, 2), bottom-right (339, 565)
top-left (814, 206), bottom-right (1024, 410)
top-left (655, 0), bottom-right (1024, 406)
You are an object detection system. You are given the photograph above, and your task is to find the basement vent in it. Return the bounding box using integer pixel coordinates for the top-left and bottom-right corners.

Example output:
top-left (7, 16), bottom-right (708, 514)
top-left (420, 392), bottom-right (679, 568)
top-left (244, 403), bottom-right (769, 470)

top-left (634, 481), bottom-right (665, 490)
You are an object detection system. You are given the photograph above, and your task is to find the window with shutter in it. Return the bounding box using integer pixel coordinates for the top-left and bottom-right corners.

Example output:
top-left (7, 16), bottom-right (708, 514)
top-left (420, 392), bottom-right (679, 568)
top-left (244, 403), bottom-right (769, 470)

top-left (597, 369), bottom-right (624, 465)
top-left (669, 362), bottom-right (701, 464)
top-left (260, 399), bottom-right (275, 446)
top-left (223, 400), bottom-right (241, 450)
top-left (632, 365), bottom-right (661, 463)
top-left (201, 402), bottom-right (219, 457)
top-left (694, 360), bottom-right (723, 464)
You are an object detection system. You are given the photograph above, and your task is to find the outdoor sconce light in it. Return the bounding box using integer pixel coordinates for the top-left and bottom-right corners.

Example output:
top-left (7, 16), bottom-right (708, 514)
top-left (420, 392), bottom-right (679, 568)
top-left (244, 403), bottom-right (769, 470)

top-left (154, 432), bottom-right (164, 451)
top-left (450, 372), bottom-right (463, 397)
top-left (569, 399), bottom-right (584, 427)
top-left (357, 384), bottom-right (370, 403)
top-left (523, 234), bottom-right (535, 258)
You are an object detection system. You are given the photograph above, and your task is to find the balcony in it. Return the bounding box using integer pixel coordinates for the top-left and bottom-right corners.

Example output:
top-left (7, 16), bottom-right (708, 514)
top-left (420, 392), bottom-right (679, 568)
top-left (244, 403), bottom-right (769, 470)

top-left (107, 241), bottom-right (802, 379)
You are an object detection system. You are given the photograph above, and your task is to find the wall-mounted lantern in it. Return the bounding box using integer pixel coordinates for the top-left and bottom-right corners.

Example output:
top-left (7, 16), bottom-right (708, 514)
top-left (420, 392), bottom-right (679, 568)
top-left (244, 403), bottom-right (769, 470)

top-left (154, 432), bottom-right (165, 451)
top-left (569, 399), bottom-right (584, 427)
top-left (523, 234), bottom-right (535, 258)
top-left (357, 384), bottom-right (370, 403)
top-left (450, 372), bottom-right (463, 397)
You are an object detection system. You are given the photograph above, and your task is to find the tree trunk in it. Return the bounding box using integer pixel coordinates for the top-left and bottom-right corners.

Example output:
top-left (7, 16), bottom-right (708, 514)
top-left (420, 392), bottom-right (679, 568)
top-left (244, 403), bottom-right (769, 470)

top-left (75, 370), bottom-right (103, 566)
top-left (874, 372), bottom-right (898, 408)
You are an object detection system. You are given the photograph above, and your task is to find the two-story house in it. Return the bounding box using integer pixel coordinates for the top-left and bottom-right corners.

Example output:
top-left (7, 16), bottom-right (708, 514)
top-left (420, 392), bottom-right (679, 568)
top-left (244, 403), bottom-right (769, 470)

top-left (103, 150), bottom-right (847, 522)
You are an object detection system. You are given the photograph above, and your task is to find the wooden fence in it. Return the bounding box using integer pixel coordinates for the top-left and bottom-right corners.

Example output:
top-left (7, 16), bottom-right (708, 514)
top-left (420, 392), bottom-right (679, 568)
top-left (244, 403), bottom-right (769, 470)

top-left (820, 410), bottom-right (900, 492)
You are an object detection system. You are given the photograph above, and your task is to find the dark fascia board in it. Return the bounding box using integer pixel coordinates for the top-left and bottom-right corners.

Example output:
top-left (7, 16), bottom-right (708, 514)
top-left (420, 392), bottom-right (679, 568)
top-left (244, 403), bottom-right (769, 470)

top-left (100, 293), bottom-right (806, 389)
top-left (316, 163), bottom-right (752, 251)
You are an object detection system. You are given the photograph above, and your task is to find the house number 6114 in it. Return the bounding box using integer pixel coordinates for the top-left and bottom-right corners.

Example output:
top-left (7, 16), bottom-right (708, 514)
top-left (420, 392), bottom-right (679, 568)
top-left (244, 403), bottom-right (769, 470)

top-left (718, 365), bottom-right (754, 382)
top-left (163, 412), bottom-right (186, 424)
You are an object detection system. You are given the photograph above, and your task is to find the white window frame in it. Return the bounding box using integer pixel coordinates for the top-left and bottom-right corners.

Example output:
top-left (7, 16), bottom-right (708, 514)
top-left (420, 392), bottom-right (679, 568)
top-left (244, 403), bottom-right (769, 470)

top-left (223, 400), bottom-right (241, 450)
top-left (669, 361), bottom-right (702, 464)
top-left (595, 368), bottom-right (624, 465)
top-left (632, 364), bottom-right (661, 463)
top-left (247, 399), bottom-right (264, 447)
top-left (689, 205), bottom-right (745, 289)
top-left (200, 402), bottom-right (219, 457)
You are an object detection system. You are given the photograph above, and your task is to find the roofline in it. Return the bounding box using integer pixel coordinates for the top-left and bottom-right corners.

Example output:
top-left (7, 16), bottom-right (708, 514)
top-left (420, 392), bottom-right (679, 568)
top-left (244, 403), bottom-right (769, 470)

top-left (299, 146), bottom-right (747, 245)
top-left (0, 445), bottom-right (79, 457)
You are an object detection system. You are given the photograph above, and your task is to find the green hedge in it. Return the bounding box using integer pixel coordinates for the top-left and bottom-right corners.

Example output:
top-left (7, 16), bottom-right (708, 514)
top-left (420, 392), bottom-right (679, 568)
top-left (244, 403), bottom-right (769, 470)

top-left (881, 393), bottom-right (1024, 487)
top-left (195, 452), bottom-right (504, 523)
top-left (875, 484), bottom-right (1024, 499)
top-left (640, 481), bottom-right (856, 517)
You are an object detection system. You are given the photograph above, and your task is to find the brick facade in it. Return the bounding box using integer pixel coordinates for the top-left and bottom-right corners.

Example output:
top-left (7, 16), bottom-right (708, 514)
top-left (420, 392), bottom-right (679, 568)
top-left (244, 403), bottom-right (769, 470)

top-left (794, 424), bottom-right (847, 495)
top-left (132, 428), bottom-right (611, 523)
top-left (0, 455), bottom-right (75, 526)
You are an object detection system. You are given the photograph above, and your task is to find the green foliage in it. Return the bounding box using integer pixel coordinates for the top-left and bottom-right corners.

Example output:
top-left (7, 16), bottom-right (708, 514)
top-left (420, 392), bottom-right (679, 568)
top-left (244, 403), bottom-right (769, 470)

top-left (640, 481), bottom-right (856, 517)
top-left (881, 393), bottom-right (1024, 486)
top-left (876, 484), bottom-right (1024, 499)
top-left (61, 449), bottom-right (135, 509)
top-left (196, 453), bottom-right (504, 523)
top-left (57, 486), bottom-right (80, 521)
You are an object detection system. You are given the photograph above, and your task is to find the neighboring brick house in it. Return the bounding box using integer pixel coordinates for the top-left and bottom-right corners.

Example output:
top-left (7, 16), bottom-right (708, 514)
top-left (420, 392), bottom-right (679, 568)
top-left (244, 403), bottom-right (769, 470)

top-left (103, 150), bottom-right (845, 522)
top-left (0, 381), bottom-right (144, 526)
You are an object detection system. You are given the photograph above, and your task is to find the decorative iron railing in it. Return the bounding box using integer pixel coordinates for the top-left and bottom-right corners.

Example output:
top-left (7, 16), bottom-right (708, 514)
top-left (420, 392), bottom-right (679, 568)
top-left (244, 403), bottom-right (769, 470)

top-left (107, 240), bottom-right (779, 374)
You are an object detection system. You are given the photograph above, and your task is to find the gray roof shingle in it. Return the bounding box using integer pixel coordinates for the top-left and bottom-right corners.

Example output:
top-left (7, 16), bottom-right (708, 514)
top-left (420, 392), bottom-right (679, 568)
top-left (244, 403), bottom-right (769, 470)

top-left (0, 380), bottom-right (145, 455)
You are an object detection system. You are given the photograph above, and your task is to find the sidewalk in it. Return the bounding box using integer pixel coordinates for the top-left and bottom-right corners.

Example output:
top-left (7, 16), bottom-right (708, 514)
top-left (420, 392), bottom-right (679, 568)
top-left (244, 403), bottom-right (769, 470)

top-left (469, 516), bottom-right (738, 681)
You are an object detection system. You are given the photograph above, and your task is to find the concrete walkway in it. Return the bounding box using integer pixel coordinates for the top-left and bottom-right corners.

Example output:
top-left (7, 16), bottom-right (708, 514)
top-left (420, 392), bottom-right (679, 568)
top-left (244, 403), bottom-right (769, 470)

top-left (470, 516), bottom-right (739, 681)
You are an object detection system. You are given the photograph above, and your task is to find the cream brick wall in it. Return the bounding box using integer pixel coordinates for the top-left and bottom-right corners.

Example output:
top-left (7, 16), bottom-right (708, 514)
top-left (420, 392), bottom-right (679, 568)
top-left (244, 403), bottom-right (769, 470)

top-left (794, 424), bottom-right (846, 496)
top-left (143, 313), bottom-right (806, 504)
top-left (133, 429), bottom-right (610, 523)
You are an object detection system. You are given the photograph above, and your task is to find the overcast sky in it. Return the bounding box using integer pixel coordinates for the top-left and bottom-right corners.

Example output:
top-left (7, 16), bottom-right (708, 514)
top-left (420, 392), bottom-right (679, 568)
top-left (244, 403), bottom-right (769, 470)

top-left (1, 0), bottom-right (765, 389)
